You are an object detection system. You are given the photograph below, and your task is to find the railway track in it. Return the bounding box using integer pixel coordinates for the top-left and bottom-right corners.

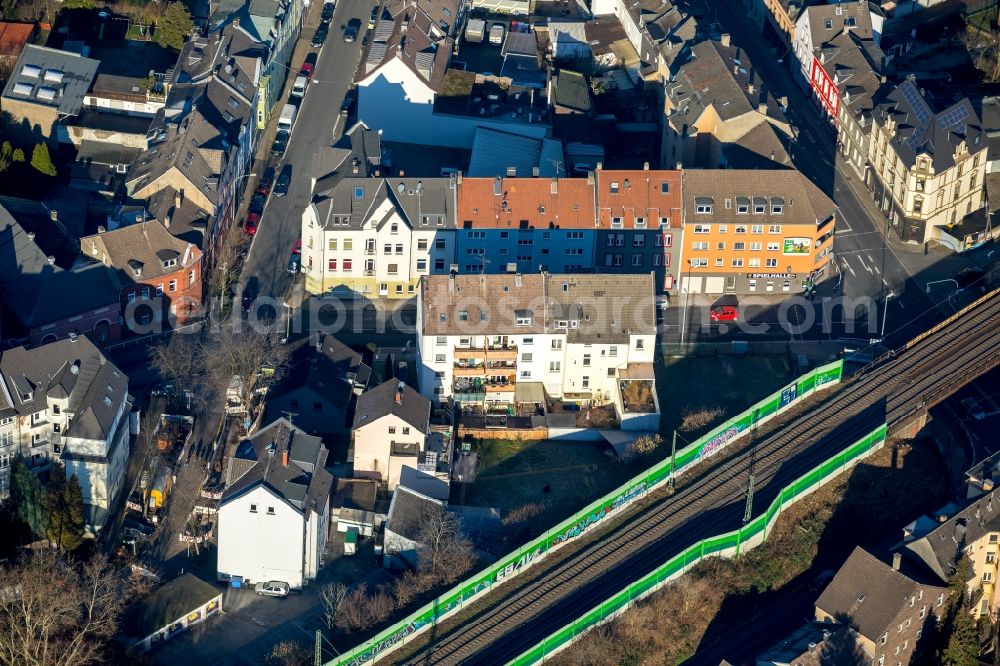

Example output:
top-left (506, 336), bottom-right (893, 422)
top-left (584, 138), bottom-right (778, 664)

top-left (392, 291), bottom-right (1000, 666)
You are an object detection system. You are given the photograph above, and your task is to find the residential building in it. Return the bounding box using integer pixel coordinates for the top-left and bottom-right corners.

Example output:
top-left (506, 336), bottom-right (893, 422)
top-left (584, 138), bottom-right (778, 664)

top-left (901, 490), bottom-right (1000, 619)
top-left (0, 22), bottom-right (37, 69)
top-left (594, 168), bottom-right (682, 293)
top-left (454, 175), bottom-right (597, 274)
top-left (1, 45), bottom-right (99, 141)
top-left (0, 335), bottom-right (132, 532)
top-left (384, 485), bottom-right (445, 570)
top-left (125, 21), bottom-right (263, 256)
top-left (827, 32), bottom-right (891, 177)
top-left (80, 220), bottom-right (204, 329)
top-left (352, 380), bottom-right (431, 490)
top-left (217, 419), bottom-right (333, 589)
top-left (754, 622), bottom-right (862, 665)
top-left (264, 335), bottom-right (371, 438)
top-left (549, 69), bottom-right (593, 138)
top-left (122, 573), bottom-right (223, 651)
top-left (740, 0), bottom-right (798, 48)
top-left (792, 1), bottom-right (879, 92)
top-left (416, 273), bottom-right (657, 409)
top-left (867, 79), bottom-right (987, 244)
top-left (466, 127), bottom-right (565, 178)
top-left (332, 478), bottom-right (378, 537)
top-left (82, 41), bottom-right (176, 119)
top-left (680, 169), bottom-right (836, 294)
top-left (815, 547), bottom-right (947, 665)
top-left (661, 37), bottom-right (791, 170)
top-left (301, 177), bottom-right (457, 298)
top-left (0, 203), bottom-right (122, 345)
top-left (589, 0), bottom-right (700, 79)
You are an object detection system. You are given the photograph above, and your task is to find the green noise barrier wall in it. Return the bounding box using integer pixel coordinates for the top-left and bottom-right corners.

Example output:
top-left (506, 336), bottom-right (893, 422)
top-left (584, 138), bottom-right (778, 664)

top-left (328, 360), bottom-right (845, 666)
top-left (507, 422), bottom-right (888, 665)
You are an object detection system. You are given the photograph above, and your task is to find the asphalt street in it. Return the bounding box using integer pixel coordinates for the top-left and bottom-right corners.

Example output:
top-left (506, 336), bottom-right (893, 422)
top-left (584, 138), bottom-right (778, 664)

top-left (241, 0), bottom-right (369, 305)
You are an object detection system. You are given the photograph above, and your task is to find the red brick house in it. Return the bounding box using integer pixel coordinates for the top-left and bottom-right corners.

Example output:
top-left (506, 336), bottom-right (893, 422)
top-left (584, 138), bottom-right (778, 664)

top-left (81, 220), bottom-right (203, 331)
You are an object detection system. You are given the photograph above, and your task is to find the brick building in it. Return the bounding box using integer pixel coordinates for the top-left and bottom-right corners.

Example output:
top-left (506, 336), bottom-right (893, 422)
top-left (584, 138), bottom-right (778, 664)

top-left (81, 220), bottom-right (203, 330)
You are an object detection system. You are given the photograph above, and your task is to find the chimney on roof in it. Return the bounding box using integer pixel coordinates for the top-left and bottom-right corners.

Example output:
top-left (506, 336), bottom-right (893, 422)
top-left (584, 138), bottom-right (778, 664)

top-left (676, 162), bottom-right (682, 169)
top-left (97, 225), bottom-right (106, 234)
top-left (165, 213), bottom-right (171, 228)
top-left (734, 64), bottom-right (740, 76)
top-left (892, 552), bottom-right (902, 571)
top-left (27, 232), bottom-right (35, 241)
top-left (515, 273), bottom-right (522, 287)
top-left (720, 33), bottom-right (730, 47)
top-left (399, 170), bottom-right (405, 177)
top-left (880, 74), bottom-right (887, 84)
top-left (758, 102), bottom-right (767, 114)
top-left (396, 382), bottom-right (404, 403)
top-left (586, 171), bottom-right (595, 185)
top-left (456, 172), bottom-right (462, 184)
top-left (175, 190), bottom-right (183, 210)
top-left (507, 166), bottom-right (517, 177)
top-left (596, 161), bottom-right (603, 170)
top-left (643, 162), bottom-right (650, 170)
top-left (374, 169), bottom-right (380, 177)
top-left (532, 166), bottom-right (539, 177)
top-left (47, 256), bottom-right (55, 265)
top-left (550, 178), bottom-right (558, 195)
top-left (282, 448), bottom-right (288, 466)
top-left (780, 95), bottom-right (788, 108)
top-left (748, 82), bottom-right (755, 95)
top-left (233, 17), bottom-right (240, 28)
top-left (50, 209), bottom-right (58, 222)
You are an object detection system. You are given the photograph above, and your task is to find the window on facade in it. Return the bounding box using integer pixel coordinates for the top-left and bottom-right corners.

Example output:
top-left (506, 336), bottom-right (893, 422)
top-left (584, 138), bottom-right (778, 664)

top-left (633, 235), bottom-right (645, 247)
top-left (250, 504), bottom-right (257, 512)
top-left (328, 259), bottom-right (337, 271)
top-left (693, 224), bottom-right (711, 234)
top-left (751, 224), bottom-right (763, 234)
top-left (388, 264), bottom-right (398, 274)
top-left (824, 18), bottom-right (833, 28)
top-left (389, 426), bottom-right (396, 434)
top-left (169, 279), bottom-right (177, 292)
top-left (734, 242), bottom-right (746, 251)
top-left (635, 339), bottom-right (644, 350)
top-left (267, 507), bottom-right (275, 515)
top-left (766, 258), bottom-right (778, 268)
top-left (732, 258), bottom-right (744, 267)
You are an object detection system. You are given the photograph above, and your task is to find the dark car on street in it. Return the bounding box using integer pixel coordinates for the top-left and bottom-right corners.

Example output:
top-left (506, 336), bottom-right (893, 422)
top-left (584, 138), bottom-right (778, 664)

top-left (287, 253), bottom-right (301, 274)
top-left (340, 88), bottom-right (356, 116)
top-left (275, 164), bottom-right (292, 197)
top-left (249, 193), bottom-right (266, 215)
top-left (256, 166), bottom-right (275, 195)
top-left (321, 3), bottom-right (334, 21)
top-left (242, 277), bottom-right (259, 313)
top-left (344, 18), bottom-right (361, 42)
top-left (311, 24), bottom-right (329, 47)
top-left (271, 133), bottom-right (289, 158)
top-left (122, 517), bottom-right (155, 539)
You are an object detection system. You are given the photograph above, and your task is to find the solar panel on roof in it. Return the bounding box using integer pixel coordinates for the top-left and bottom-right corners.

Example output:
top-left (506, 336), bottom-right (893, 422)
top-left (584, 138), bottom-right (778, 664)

top-left (939, 104), bottom-right (969, 132)
top-left (900, 81), bottom-right (931, 125)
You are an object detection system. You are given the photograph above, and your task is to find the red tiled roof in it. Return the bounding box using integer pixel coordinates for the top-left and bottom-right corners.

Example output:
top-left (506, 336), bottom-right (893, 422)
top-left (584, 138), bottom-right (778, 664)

top-left (596, 170), bottom-right (682, 229)
top-left (456, 176), bottom-right (596, 229)
top-left (0, 22), bottom-right (35, 55)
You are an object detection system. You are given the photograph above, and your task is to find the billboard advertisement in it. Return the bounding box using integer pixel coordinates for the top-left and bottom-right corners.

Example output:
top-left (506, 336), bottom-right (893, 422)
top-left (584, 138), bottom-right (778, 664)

top-left (782, 238), bottom-right (811, 255)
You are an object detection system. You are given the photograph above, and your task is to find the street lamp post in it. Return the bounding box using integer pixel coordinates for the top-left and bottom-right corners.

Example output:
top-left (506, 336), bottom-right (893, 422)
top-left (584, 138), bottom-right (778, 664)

top-left (281, 301), bottom-right (292, 344)
top-left (880, 291), bottom-right (894, 342)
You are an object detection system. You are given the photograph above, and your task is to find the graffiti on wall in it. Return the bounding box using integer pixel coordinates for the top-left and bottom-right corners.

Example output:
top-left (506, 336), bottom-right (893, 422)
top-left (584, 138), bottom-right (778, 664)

top-left (496, 545), bottom-right (546, 583)
top-left (699, 424), bottom-right (745, 461)
top-left (347, 618), bottom-right (430, 666)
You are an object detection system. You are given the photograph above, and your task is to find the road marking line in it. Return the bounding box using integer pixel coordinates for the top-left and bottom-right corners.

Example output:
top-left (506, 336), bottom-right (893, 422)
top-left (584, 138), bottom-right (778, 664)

top-left (843, 260), bottom-right (856, 277)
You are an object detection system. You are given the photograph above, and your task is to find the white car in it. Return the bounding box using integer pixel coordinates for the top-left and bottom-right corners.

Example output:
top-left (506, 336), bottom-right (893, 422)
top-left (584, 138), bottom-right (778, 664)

top-left (254, 581), bottom-right (290, 597)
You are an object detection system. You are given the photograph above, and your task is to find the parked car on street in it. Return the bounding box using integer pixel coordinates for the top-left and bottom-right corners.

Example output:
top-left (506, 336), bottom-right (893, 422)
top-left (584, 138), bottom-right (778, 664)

top-left (368, 6), bottom-right (378, 28)
top-left (255, 581), bottom-right (290, 597)
top-left (242, 277), bottom-right (259, 313)
top-left (122, 517), bottom-right (155, 539)
top-left (244, 213), bottom-right (260, 235)
top-left (312, 24), bottom-right (329, 47)
top-left (709, 305), bottom-right (738, 322)
top-left (292, 239), bottom-right (302, 254)
top-left (345, 17), bottom-right (361, 41)
top-left (271, 133), bottom-right (289, 158)
top-left (340, 88), bottom-right (356, 115)
top-left (321, 2), bottom-right (334, 21)
top-left (275, 164), bottom-right (292, 197)
top-left (249, 193), bottom-right (266, 215)
top-left (300, 53), bottom-right (318, 82)
top-left (291, 74), bottom-right (307, 98)
top-left (256, 167), bottom-right (275, 195)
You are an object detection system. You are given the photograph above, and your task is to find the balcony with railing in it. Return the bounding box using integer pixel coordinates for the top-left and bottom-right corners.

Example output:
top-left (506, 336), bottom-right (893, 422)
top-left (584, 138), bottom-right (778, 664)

top-left (454, 345), bottom-right (518, 362)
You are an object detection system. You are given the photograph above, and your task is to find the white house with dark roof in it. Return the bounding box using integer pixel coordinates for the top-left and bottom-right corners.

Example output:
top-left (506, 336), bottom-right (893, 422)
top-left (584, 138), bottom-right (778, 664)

top-left (352, 380), bottom-right (432, 490)
top-left (384, 484), bottom-right (445, 570)
top-left (0, 335), bottom-right (131, 532)
top-left (217, 418), bottom-right (333, 589)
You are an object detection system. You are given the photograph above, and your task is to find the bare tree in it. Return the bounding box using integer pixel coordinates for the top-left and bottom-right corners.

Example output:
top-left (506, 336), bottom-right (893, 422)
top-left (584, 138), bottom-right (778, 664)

top-left (196, 327), bottom-right (290, 411)
top-left (391, 569), bottom-right (432, 609)
top-left (320, 582), bottom-right (349, 630)
top-left (627, 434), bottom-right (663, 456)
top-left (335, 584), bottom-right (371, 632)
top-left (368, 588), bottom-right (395, 624)
top-left (266, 639), bottom-right (310, 666)
top-left (679, 406), bottom-right (725, 433)
top-left (416, 507), bottom-right (475, 585)
top-left (0, 551), bottom-right (138, 666)
top-left (148, 336), bottom-right (198, 408)
top-left (205, 229), bottom-right (246, 315)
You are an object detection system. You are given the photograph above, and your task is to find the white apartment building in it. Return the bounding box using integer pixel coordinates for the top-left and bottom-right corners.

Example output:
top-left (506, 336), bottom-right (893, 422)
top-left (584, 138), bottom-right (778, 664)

top-left (868, 79), bottom-right (987, 245)
top-left (416, 273), bottom-right (657, 409)
top-left (302, 177), bottom-right (457, 298)
top-left (217, 419), bottom-right (332, 589)
top-left (792, 2), bottom-right (878, 89)
top-left (0, 335), bottom-right (131, 532)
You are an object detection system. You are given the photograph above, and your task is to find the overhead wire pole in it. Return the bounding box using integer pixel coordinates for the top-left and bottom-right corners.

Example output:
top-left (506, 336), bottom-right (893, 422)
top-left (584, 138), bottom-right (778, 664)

top-left (743, 409), bottom-right (760, 525)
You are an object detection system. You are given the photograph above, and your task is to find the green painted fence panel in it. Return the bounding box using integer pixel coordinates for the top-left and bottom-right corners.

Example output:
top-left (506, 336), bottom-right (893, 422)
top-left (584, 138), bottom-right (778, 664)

top-left (327, 361), bottom-right (846, 666)
top-left (505, 422), bottom-right (886, 666)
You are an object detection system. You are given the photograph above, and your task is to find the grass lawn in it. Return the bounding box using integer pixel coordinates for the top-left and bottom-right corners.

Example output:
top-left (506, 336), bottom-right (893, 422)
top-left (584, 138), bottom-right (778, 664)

top-left (656, 354), bottom-right (794, 439)
top-left (458, 438), bottom-right (638, 539)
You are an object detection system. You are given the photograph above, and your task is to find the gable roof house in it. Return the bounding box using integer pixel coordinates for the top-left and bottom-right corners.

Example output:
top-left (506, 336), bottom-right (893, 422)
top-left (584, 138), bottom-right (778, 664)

top-left (901, 490), bottom-right (1000, 619)
top-left (0, 203), bottom-right (122, 346)
top-left (1, 44), bottom-right (100, 141)
top-left (814, 547), bottom-right (947, 666)
top-left (661, 37), bottom-right (791, 170)
top-left (792, 0), bottom-right (878, 89)
top-left (216, 418), bottom-right (333, 588)
top-left (0, 22), bottom-right (36, 68)
top-left (301, 176), bottom-right (457, 298)
top-left (80, 220), bottom-right (204, 327)
top-left (264, 335), bottom-right (371, 439)
top-left (353, 380), bottom-right (432, 490)
top-left (0, 335), bottom-right (132, 532)
top-left (588, 0), bottom-right (701, 81)
top-left (122, 21), bottom-right (263, 256)
top-left (384, 484), bottom-right (446, 570)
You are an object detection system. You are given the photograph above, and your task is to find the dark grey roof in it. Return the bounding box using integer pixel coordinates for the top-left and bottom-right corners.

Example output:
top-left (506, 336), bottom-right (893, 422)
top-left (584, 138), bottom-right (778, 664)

top-left (311, 122), bottom-right (385, 195)
top-left (2, 44), bottom-right (99, 117)
top-left (468, 127), bottom-right (565, 178)
top-left (0, 335), bottom-right (129, 441)
top-left (386, 485), bottom-right (443, 542)
top-left (124, 573), bottom-right (221, 639)
top-left (819, 31), bottom-right (889, 129)
top-left (354, 379), bottom-right (430, 432)
top-left (805, 2), bottom-right (874, 49)
top-left (221, 418), bottom-right (332, 516)
top-left (722, 122), bottom-right (792, 169)
top-left (312, 177), bottom-right (456, 232)
top-left (874, 79), bottom-right (986, 172)
top-left (815, 547), bottom-right (944, 642)
top-left (903, 490), bottom-right (1000, 583)
top-left (81, 219), bottom-right (200, 283)
top-left (552, 70), bottom-right (591, 113)
top-left (668, 39), bottom-right (786, 125)
top-left (267, 336), bottom-right (370, 416)
top-left (0, 204), bottom-right (121, 329)
top-left (333, 479), bottom-right (378, 512)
